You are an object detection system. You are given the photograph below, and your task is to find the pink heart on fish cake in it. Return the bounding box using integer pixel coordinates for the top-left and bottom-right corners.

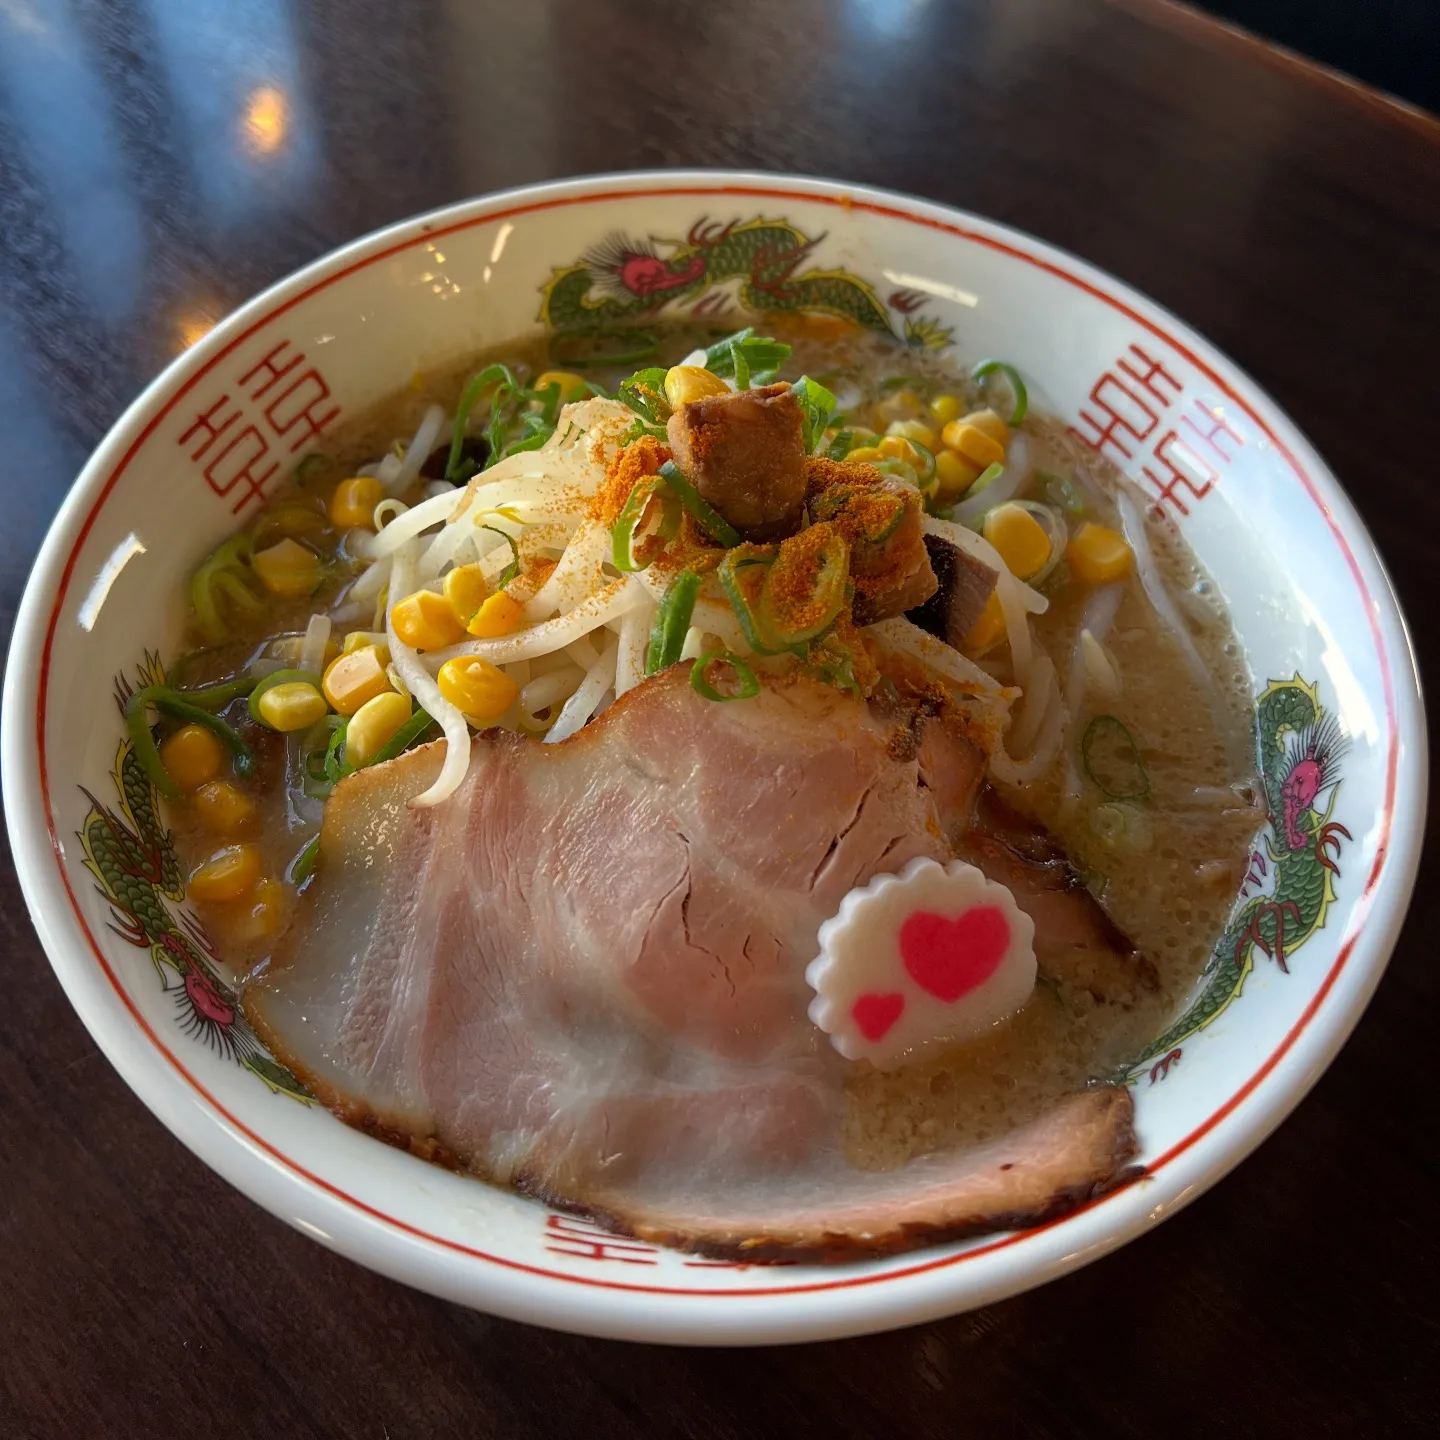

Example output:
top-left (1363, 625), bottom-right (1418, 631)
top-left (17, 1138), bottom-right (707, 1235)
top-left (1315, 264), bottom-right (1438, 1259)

top-left (900, 906), bottom-right (1010, 1003)
top-left (851, 991), bottom-right (905, 1041)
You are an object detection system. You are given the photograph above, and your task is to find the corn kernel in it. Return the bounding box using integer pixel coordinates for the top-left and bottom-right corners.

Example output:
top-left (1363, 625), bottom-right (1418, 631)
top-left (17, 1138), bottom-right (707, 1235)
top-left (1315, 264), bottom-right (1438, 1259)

top-left (191, 781), bottom-right (257, 836)
top-left (345, 691), bottom-right (413, 768)
top-left (663, 365), bottom-right (730, 409)
top-left (323, 647), bottom-right (392, 715)
top-left (878, 435), bottom-right (928, 468)
top-left (935, 448), bottom-right (982, 500)
top-left (329, 476), bottom-right (385, 530)
top-left (963, 408), bottom-right (1011, 446)
top-left (252, 537), bottom-right (323, 598)
top-left (929, 393), bottom-right (963, 425)
top-left (437, 656), bottom-right (520, 725)
top-left (886, 418), bottom-right (941, 451)
top-left (876, 389), bottom-right (923, 424)
top-left (442, 562), bottom-right (490, 625)
top-left (1066, 522), bottom-right (1134, 585)
top-left (963, 591), bottom-right (1006, 655)
top-left (159, 724), bottom-right (224, 791)
top-left (256, 681), bottom-right (329, 732)
top-left (244, 878), bottom-right (286, 938)
top-left (189, 843), bottom-right (263, 903)
top-left (391, 588), bottom-right (466, 650)
top-left (533, 370), bottom-right (589, 404)
top-left (466, 591), bottom-right (525, 639)
top-left (845, 445), bottom-right (885, 465)
top-left (342, 630), bottom-right (390, 662)
top-left (982, 503), bottom-right (1053, 580)
top-left (941, 421), bottom-right (1007, 469)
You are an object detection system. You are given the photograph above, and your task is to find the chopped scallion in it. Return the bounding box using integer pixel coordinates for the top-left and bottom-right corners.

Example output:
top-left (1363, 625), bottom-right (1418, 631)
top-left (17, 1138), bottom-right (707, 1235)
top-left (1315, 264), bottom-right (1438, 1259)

top-left (789, 375), bottom-right (838, 453)
top-left (704, 328), bottom-right (792, 387)
top-left (689, 650), bottom-right (761, 702)
top-left (972, 359), bottom-right (1029, 426)
top-left (657, 460), bottom-right (741, 548)
top-left (289, 834), bottom-right (320, 886)
top-left (1081, 714), bottom-right (1150, 801)
top-left (478, 525), bottom-right (522, 588)
top-left (369, 706), bottom-right (437, 767)
top-left (645, 569), bottom-right (701, 675)
top-left (617, 367), bottom-right (672, 426)
top-left (610, 474), bottom-right (680, 572)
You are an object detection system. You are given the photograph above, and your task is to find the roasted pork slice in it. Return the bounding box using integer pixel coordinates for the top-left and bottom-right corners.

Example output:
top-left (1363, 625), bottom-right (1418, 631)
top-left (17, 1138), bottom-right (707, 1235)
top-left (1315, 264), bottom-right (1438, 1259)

top-left (955, 790), bottom-right (1159, 1005)
top-left (809, 474), bottom-right (938, 626)
top-left (907, 534), bottom-right (998, 649)
top-left (666, 383), bottom-right (808, 539)
top-left (245, 668), bottom-right (1140, 1259)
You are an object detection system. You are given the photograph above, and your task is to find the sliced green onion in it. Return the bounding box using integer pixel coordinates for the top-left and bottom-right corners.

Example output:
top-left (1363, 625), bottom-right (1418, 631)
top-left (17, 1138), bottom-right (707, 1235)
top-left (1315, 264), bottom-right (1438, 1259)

top-left (152, 697), bottom-right (254, 778)
top-left (972, 359), bottom-right (1028, 426)
top-left (1081, 714), bottom-right (1150, 801)
top-left (369, 706), bottom-right (437, 767)
top-left (1010, 500), bottom-right (1069, 586)
top-left (324, 719), bottom-right (350, 783)
top-left (294, 453), bottom-right (327, 486)
top-left (621, 416), bottom-right (669, 446)
top-left (759, 530), bottom-right (849, 646)
top-left (288, 834), bottom-right (321, 886)
top-left (164, 648), bottom-right (225, 691)
top-left (448, 363), bottom-right (516, 481)
top-left (211, 571), bottom-right (264, 617)
top-left (617, 367), bottom-right (671, 425)
top-left (300, 715), bottom-right (345, 795)
top-left (1037, 469), bottom-right (1088, 518)
top-left (644, 569), bottom-right (701, 675)
top-left (825, 429), bottom-right (856, 460)
top-left (610, 474), bottom-right (680, 572)
top-left (906, 441), bottom-right (937, 492)
top-left (704, 328), bottom-right (792, 386)
top-left (247, 669), bottom-right (323, 727)
top-left (170, 676), bottom-right (257, 711)
top-left (717, 549), bottom-right (786, 655)
top-left (478, 525), bottom-right (522, 588)
top-left (190, 534), bottom-right (257, 644)
top-left (657, 460), bottom-right (742, 548)
top-left (125, 686), bottom-right (256, 798)
top-left (811, 485), bottom-right (906, 544)
top-left (123, 691), bottom-right (181, 800)
top-left (690, 651), bottom-right (761, 702)
top-left (955, 462), bottom-right (1005, 524)
top-left (790, 375), bottom-right (838, 453)
top-left (972, 461), bottom-right (1005, 492)
top-left (731, 345), bottom-right (751, 390)
top-left (808, 635), bottom-right (862, 696)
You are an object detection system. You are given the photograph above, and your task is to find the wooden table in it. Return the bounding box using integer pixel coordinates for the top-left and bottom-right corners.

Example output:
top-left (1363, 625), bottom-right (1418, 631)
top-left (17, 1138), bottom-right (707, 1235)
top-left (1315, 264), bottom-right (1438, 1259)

top-left (2, 1), bottom-right (1436, 1433)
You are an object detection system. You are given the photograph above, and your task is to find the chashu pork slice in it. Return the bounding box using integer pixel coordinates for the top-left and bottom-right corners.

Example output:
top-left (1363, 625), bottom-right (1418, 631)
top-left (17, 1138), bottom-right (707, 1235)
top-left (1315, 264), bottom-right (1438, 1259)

top-left (245, 667), bottom-right (1140, 1259)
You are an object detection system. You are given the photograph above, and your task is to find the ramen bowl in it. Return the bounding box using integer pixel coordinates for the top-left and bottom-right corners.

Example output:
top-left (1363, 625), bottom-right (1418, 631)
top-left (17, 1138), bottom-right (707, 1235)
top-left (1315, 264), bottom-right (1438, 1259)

top-left (2, 171), bottom-right (1424, 1344)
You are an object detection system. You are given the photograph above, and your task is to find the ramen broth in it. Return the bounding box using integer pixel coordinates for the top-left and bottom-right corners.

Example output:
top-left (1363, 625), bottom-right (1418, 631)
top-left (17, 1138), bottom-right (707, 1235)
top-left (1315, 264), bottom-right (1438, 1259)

top-left (163, 319), bottom-right (1261, 1175)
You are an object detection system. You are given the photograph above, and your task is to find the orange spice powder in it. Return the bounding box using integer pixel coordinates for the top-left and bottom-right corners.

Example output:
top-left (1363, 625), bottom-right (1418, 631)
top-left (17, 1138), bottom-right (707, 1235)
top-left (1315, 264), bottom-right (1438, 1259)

top-left (828, 608), bottom-right (880, 692)
top-left (804, 455), bottom-right (881, 498)
top-left (590, 435), bottom-right (670, 527)
top-left (766, 521), bottom-right (845, 637)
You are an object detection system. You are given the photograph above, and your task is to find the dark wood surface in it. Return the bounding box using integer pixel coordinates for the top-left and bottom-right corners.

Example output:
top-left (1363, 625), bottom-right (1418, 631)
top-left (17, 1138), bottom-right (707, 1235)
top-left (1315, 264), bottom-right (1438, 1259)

top-left (2, 1), bottom-right (1437, 1434)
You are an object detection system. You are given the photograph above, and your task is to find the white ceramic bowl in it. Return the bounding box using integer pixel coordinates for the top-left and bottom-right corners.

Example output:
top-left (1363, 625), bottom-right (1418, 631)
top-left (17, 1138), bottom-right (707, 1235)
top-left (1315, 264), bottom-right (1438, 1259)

top-left (3, 172), bottom-right (1425, 1345)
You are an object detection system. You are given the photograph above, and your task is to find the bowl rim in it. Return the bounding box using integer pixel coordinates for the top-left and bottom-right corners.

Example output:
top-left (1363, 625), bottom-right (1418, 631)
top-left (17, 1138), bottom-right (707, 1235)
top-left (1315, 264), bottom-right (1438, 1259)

top-left (2, 168), bottom-right (1427, 1344)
